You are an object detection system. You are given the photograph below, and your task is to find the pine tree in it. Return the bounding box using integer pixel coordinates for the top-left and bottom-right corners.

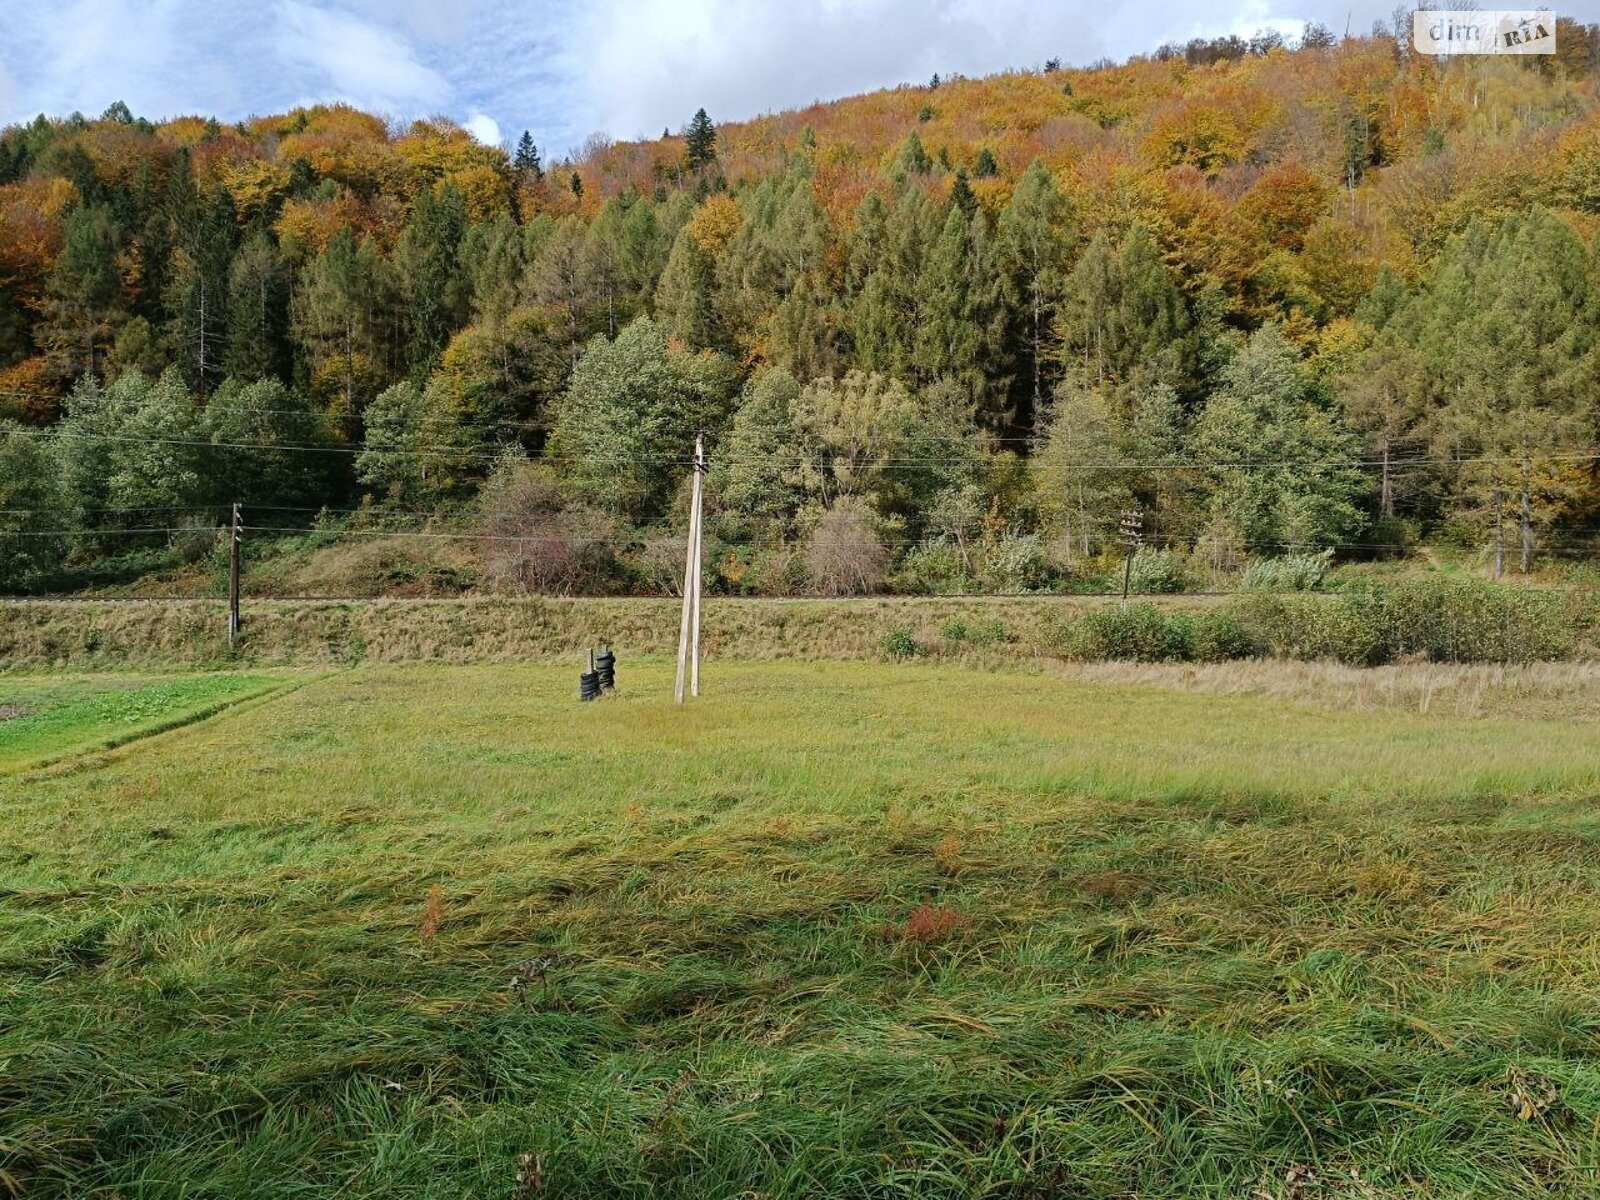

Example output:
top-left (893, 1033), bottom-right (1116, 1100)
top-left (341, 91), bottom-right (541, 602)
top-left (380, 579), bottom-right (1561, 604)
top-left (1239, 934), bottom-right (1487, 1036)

top-left (973, 148), bottom-right (999, 178)
top-left (894, 131), bottom-right (932, 177)
top-left (163, 166), bottom-right (237, 397)
top-left (1427, 211), bottom-right (1598, 571)
top-left (292, 230), bottom-right (387, 420)
top-left (459, 212), bottom-right (528, 326)
top-left (525, 216), bottom-right (601, 367)
top-left (685, 108), bottom-right (717, 170)
top-left (916, 207), bottom-right (1006, 416)
top-left (1057, 223), bottom-right (1193, 405)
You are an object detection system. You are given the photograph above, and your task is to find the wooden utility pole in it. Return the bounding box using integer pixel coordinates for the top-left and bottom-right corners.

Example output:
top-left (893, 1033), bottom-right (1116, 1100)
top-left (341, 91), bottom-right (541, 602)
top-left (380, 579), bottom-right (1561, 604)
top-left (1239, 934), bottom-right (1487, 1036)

top-left (228, 503), bottom-right (242, 646)
top-left (674, 435), bottom-right (706, 704)
top-left (1119, 509), bottom-right (1143, 612)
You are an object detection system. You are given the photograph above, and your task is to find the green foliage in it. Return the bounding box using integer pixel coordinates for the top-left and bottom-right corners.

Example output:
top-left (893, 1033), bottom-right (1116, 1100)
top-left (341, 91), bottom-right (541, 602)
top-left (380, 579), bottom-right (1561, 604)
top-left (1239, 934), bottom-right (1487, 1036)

top-left (0, 422), bottom-right (74, 589)
top-left (1240, 551), bottom-right (1331, 591)
top-left (1191, 607), bottom-right (1262, 661)
top-left (1221, 579), bottom-right (1575, 665)
top-left (551, 317), bottom-right (735, 518)
top-left (978, 533), bottom-right (1052, 592)
top-left (356, 381), bottom-right (462, 506)
top-left (880, 623), bottom-right (919, 659)
top-left (1058, 602), bottom-right (1196, 661)
top-left (206, 378), bottom-right (335, 508)
top-left (709, 368), bottom-right (811, 538)
top-left (1125, 547), bottom-right (1191, 593)
top-left (685, 108), bottom-right (717, 170)
top-left (1193, 325), bottom-right (1365, 553)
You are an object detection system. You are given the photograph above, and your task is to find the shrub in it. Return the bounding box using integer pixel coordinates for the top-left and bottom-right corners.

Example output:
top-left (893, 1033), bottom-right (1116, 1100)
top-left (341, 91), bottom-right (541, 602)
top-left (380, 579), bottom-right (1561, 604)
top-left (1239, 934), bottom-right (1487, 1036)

top-left (1240, 551), bottom-right (1331, 592)
top-left (882, 625), bottom-right (920, 660)
top-left (807, 498), bottom-right (888, 596)
top-left (966, 617), bottom-right (1009, 647)
top-left (1058, 603), bottom-right (1195, 662)
top-left (1125, 547), bottom-right (1191, 594)
top-left (941, 616), bottom-right (1008, 649)
top-left (979, 533), bottom-right (1052, 593)
top-left (898, 539), bottom-right (971, 594)
top-left (1220, 579), bottom-right (1575, 665)
top-left (170, 516), bottom-right (220, 565)
top-left (1192, 608), bottom-right (1260, 662)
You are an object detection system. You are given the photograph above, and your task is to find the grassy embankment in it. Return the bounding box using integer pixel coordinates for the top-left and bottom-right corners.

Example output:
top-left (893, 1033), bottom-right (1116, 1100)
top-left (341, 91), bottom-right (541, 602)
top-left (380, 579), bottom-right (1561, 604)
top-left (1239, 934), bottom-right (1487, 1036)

top-left (5, 659), bottom-right (1600, 1196)
top-left (1, 581), bottom-right (1595, 670)
top-left (0, 596), bottom-right (1077, 669)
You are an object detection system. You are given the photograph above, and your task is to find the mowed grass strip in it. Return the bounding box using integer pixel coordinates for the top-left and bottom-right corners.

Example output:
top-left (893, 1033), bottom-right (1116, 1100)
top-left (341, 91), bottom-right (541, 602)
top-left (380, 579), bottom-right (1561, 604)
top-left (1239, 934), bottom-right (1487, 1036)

top-left (3, 660), bottom-right (1600, 1198)
top-left (0, 673), bottom-right (286, 771)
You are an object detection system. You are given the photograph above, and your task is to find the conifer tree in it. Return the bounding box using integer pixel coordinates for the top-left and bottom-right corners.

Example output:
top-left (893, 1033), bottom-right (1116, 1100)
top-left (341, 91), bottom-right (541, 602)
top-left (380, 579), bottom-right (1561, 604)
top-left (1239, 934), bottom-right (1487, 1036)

top-left (949, 169), bottom-right (977, 218)
top-left (396, 184), bottom-right (468, 379)
top-left (655, 224), bottom-right (723, 351)
top-left (512, 131), bottom-right (543, 181)
top-left (997, 159), bottom-right (1073, 429)
top-left (685, 108), bottom-right (717, 170)
top-left (224, 232), bottom-right (292, 384)
top-left (42, 204), bottom-right (121, 378)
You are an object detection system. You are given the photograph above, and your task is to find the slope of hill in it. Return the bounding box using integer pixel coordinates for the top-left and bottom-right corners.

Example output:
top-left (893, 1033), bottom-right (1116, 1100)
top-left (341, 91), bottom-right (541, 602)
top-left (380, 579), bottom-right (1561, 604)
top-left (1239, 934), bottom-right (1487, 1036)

top-left (1, 25), bottom-right (1599, 597)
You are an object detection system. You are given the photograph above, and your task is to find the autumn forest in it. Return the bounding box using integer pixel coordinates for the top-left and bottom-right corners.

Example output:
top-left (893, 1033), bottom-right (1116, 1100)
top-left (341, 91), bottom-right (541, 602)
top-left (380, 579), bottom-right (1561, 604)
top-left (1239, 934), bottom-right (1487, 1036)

top-left (3, 19), bottom-right (1600, 596)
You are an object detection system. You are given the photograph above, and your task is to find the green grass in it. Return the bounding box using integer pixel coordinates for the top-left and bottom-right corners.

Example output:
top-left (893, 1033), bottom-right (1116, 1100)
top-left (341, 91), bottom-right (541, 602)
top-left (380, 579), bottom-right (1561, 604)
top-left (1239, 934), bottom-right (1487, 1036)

top-left (0, 673), bottom-right (283, 770)
top-left (5, 660), bottom-right (1600, 1197)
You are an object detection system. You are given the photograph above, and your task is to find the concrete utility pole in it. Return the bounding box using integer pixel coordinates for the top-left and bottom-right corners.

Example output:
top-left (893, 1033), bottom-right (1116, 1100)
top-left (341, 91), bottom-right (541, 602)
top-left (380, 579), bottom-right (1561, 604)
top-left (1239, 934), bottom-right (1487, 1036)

top-left (228, 503), bottom-right (242, 646)
top-left (674, 434), bottom-right (706, 704)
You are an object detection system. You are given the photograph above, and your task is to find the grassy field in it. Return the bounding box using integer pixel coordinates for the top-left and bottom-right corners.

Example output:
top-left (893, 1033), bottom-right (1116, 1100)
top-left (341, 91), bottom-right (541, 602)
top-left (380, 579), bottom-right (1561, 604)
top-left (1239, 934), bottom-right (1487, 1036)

top-left (5, 660), bottom-right (1600, 1197)
top-left (0, 673), bottom-right (285, 771)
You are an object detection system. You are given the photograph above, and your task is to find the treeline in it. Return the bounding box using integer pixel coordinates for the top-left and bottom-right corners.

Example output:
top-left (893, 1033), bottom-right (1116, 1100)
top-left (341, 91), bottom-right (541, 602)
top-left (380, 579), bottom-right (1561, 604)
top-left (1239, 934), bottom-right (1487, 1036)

top-left (1, 30), bottom-right (1599, 594)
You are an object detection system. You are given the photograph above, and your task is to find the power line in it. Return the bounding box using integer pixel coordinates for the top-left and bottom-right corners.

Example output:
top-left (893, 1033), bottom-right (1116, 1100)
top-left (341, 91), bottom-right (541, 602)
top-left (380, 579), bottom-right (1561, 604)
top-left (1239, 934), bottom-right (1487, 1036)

top-left (5, 421), bottom-right (1598, 471)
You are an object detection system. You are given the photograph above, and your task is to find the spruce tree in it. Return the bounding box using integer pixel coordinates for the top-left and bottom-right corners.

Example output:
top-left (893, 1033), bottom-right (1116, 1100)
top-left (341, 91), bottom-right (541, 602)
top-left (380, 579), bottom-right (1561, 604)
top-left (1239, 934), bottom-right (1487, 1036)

top-left (685, 108), bottom-right (717, 170)
top-left (998, 159), bottom-right (1073, 429)
top-left (395, 184), bottom-right (468, 379)
top-left (654, 224), bottom-right (722, 351)
top-left (224, 232), bottom-right (292, 384)
top-left (949, 169), bottom-right (977, 218)
top-left (513, 131), bottom-right (543, 181)
top-left (42, 204), bottom-right (122, 379)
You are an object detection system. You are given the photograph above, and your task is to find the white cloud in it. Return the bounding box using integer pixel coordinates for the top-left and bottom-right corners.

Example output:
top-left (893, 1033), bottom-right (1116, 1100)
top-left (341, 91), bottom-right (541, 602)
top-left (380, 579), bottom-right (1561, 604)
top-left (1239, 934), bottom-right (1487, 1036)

top-left (464, 110), bottom-right (502, 145)
top-left (272, 1), bottom-right (451, 115)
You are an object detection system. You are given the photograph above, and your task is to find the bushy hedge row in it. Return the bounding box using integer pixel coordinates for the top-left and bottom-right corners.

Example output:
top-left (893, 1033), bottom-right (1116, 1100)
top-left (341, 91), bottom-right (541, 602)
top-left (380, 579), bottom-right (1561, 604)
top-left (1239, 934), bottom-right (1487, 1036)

top-left (1048, 580), bottom-right (1588, 665)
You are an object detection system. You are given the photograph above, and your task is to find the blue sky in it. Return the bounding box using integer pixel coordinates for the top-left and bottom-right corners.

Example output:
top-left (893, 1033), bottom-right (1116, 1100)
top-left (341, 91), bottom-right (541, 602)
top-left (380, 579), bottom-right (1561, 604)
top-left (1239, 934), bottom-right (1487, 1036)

top-left (2, 0), bottom-right (1597, 158)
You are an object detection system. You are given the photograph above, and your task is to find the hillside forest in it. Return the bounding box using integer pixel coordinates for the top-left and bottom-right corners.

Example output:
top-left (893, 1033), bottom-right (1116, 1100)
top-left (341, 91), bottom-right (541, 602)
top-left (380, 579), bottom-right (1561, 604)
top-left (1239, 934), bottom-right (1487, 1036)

top-left (4, 19), bottom-right (1600, 596)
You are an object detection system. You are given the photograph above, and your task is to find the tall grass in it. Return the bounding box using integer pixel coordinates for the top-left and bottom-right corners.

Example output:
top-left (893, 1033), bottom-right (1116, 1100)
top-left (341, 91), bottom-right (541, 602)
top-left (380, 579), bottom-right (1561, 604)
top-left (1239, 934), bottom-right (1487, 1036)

top-left (4, 661), bottom-right (1600, 1196)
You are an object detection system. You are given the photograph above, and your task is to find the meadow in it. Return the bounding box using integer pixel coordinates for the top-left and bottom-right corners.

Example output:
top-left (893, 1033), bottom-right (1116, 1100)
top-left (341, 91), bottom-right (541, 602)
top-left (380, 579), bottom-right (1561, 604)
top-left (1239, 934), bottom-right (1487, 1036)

top-left (5, 658), bottom-right (1600, 1197)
